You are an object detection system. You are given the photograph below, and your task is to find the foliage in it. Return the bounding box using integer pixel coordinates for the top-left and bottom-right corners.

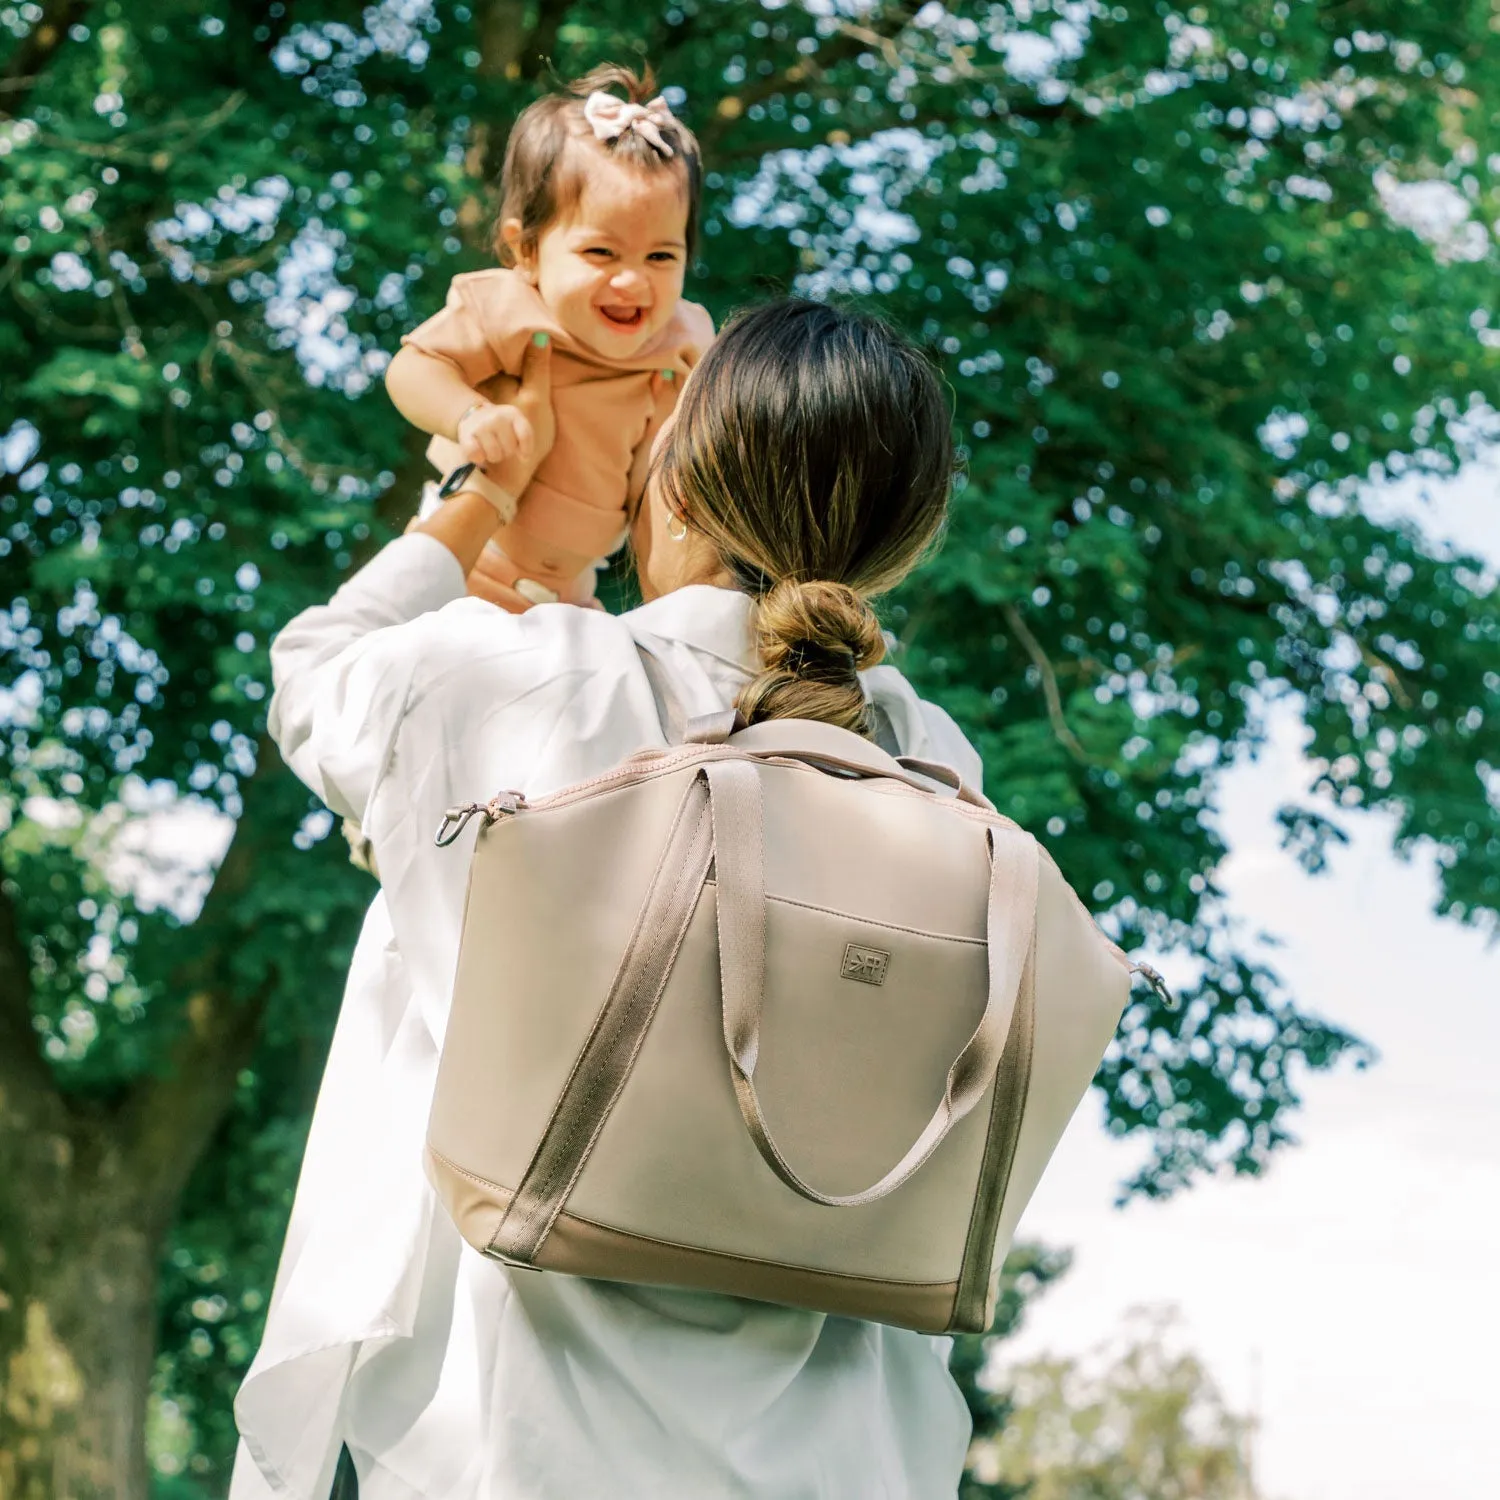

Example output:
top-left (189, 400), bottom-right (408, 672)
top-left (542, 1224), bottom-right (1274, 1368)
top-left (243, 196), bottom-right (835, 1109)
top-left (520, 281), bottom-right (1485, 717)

top-left (953, 1258), bottom-right (1261, 1500)
top-left (972, 1308), bottom-right (1261, 1500)
top-left (2, 0), bottom-right (1498, 1491)
top-left (951, 1242), bottom-right (1075, 1500)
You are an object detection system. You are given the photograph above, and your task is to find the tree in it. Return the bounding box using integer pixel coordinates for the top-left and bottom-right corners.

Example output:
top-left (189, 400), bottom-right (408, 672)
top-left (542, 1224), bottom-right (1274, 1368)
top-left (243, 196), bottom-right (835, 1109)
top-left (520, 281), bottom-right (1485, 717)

top-left (950, 1242), bottom-right (1076, 1500)
top-left (973, 1308), bottom-right (1262, 1500)
top-left (2, 1), bottom-right (1497, 1494)
top-left (953, 1257), bottom-right (1261, 1500)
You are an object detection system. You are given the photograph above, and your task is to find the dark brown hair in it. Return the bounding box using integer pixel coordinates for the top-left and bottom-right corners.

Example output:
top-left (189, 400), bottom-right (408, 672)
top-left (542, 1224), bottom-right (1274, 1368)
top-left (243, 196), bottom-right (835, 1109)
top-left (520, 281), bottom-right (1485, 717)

top-left (655, 299), bottom-right (954, 736)
top-left (495, 63), bottom-right (703, 266)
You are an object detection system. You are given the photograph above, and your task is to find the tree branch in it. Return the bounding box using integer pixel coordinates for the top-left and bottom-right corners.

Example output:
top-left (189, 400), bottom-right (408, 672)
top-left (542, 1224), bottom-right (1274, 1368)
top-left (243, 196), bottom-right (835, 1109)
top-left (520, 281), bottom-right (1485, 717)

top-left (465, 0), bottom-right (574, 193)
top-left (115, 753), bottom-right (285, 1205)
top-left (1359, 642), bottom-right (1413, 709)
top-left (116, 974), bottom-right (271, 1212)
top-left (0, 0), bottom-right (87, 114)
top-left (699, 1), bottom-right (933, 153)
top-left (471, 0), bottom-right (570, 84)
top-left (1002, 602), bottom-right (1097, 765)
top-left (522, 0), bottom-right (572, 83)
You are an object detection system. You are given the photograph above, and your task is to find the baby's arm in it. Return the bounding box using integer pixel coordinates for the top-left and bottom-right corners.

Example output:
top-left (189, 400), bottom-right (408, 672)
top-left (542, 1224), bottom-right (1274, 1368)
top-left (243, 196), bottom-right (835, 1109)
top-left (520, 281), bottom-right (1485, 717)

top-left (385, 344), bottom-right (535, 468)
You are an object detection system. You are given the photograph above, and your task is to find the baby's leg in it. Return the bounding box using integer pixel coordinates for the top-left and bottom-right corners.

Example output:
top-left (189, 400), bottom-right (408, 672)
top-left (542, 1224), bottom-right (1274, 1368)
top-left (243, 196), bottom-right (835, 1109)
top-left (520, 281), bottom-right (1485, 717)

top-left (414, 474), bottom-right (607, 611)
top-left (471, 539), bottom-right (603, 611)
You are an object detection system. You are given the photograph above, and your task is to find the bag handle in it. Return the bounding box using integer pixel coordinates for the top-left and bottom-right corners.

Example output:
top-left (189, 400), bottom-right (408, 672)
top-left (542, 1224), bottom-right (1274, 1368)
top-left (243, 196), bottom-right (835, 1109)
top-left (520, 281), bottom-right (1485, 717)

top-left (702, 761), bottom-right (1039, 1209)
top-left (685, 715), bottom-right (992, 809)
top-left (893, 755), bottom-right (992, 810)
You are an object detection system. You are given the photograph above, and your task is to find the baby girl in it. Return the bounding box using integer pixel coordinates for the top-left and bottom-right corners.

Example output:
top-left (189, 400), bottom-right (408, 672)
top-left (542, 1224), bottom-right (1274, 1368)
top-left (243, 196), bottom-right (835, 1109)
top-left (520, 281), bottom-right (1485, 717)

top-left (385, 64), bottom-right (714, 608)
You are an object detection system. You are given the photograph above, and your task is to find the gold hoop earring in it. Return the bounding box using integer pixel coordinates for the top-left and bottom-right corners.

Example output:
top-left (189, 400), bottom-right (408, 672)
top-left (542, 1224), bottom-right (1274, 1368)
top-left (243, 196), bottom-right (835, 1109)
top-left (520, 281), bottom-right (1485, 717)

top-left (665, 510), bottom-right (689, 543)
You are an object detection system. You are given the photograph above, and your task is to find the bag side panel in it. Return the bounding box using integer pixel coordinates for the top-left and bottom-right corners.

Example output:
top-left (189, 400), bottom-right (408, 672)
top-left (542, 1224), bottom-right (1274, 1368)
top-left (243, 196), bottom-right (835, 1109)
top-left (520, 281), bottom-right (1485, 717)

top-left (427, 769), bottom-right (696, 1200)
top-left (984, 854), bottom-right (1131, 1306)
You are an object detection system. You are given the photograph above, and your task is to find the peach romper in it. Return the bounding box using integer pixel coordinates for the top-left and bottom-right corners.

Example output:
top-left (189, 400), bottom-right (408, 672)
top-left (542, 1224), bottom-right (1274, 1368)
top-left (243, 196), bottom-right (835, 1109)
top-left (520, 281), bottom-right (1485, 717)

top-left (403, 268), bottom-right (715, 587)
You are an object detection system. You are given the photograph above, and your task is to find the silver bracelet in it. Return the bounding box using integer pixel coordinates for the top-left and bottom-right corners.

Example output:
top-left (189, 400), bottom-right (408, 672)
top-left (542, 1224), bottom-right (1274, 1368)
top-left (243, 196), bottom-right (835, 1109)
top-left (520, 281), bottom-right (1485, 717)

top-left (454, 399), bottom-right (487, 438)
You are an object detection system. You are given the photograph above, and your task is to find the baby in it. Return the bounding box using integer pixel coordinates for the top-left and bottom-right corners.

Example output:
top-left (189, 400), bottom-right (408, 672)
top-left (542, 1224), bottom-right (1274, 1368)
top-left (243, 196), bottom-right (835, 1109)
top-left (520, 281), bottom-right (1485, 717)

top-left (386, 64), bottom-right (714, 608)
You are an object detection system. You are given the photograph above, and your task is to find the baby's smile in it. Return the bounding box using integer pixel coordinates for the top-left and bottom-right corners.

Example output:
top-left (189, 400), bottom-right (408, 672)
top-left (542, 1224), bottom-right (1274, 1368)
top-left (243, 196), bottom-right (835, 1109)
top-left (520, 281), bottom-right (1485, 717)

top-left (597, 303), bottom-right (648, 330)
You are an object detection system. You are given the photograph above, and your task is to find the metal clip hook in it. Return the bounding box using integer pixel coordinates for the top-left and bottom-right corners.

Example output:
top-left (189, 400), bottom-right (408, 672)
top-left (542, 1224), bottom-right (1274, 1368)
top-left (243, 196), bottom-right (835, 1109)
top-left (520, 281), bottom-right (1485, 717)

top-left (1131, 962), bottom-right (1178, 1010)
top-left (435, 804), bottom-right (485, 847)
top-left (434, 791), bottom-right (525, 848)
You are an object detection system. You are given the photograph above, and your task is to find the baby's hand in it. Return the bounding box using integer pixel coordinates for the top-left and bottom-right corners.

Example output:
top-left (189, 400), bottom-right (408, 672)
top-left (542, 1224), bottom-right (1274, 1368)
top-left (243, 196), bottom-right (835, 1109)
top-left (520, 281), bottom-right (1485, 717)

top-left (455, 400), bottom-right (534, 468)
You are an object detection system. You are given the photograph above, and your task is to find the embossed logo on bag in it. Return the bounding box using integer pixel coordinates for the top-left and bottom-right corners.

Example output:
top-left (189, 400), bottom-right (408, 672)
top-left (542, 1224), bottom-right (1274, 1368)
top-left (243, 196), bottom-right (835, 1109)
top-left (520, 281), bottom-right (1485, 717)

top-left (842, 943), bottom-right (891, 986)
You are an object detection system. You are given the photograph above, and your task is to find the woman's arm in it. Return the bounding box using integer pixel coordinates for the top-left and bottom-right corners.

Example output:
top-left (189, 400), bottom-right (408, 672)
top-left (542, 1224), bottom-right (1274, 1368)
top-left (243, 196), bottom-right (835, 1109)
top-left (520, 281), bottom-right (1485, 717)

top-left (267, 534), bottom-right (466, 823)
top-left (270, 338), bottom-right (555, 820)
top-left (414, 336), bottom-right (555, 575)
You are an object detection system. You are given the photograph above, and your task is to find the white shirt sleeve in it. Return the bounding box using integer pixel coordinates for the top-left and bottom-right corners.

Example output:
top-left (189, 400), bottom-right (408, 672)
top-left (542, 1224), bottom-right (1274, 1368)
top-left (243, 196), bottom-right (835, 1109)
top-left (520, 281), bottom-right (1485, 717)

top-left (267, 533), bottom-right (466, 824)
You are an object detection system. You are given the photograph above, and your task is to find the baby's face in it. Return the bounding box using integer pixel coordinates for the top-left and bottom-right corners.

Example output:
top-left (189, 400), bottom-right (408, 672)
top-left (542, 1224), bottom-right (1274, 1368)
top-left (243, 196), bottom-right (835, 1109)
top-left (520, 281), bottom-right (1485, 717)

top-left (522, 157), bottom-right (689, 359)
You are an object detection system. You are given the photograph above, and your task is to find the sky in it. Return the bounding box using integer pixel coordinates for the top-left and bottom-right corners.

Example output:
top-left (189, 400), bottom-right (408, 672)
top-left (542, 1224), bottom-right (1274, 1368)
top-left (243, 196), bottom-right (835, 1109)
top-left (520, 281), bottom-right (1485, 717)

top-left (1002, 457), bottom-right (1500, 1500)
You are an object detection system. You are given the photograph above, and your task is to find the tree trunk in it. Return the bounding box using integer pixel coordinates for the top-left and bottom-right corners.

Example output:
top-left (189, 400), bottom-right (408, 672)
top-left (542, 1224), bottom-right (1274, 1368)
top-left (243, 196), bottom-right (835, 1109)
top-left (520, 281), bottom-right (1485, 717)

top-left (0, 733), bottom-right (330, 1498)
top-left (0, 1115), bottom-right (168, 1500)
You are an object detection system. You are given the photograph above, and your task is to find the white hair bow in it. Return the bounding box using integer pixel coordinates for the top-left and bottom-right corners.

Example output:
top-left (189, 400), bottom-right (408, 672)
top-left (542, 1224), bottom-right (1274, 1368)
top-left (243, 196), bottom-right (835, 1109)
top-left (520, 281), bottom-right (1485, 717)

top-left (582, 91), bottom-right (678, 158)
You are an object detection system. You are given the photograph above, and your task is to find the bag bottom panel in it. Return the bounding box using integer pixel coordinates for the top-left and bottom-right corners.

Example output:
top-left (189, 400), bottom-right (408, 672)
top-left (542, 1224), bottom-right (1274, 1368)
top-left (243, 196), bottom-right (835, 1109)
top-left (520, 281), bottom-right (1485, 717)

top-left (427, 1145), bottom-right (974, 1332)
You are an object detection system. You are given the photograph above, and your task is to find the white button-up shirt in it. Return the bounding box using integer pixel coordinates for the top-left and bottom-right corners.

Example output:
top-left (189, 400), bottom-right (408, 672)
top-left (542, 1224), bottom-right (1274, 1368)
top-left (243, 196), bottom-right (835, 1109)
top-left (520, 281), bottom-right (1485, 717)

top-left (231, 534), bottom-right (980, 1500)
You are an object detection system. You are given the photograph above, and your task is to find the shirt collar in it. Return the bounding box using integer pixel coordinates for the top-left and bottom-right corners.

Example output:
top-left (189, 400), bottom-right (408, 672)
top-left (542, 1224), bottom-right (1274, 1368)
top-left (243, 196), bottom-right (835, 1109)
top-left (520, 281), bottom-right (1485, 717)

top-left (626, 584), bottom-right (758, 672)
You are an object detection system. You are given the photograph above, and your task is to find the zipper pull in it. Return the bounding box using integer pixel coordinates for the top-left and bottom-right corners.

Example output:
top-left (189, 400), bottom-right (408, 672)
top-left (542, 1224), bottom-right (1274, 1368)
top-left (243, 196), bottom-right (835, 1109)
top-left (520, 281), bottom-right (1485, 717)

top-left (435, 791), bottom-right (525, 847)
top-left (1131, 961), bottom-right (1178, 1010)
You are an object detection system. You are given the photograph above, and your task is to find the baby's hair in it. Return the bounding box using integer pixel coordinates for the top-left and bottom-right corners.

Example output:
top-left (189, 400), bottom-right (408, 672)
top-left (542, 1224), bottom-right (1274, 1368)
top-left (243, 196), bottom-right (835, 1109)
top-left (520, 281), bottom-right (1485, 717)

top-left (494, 63), bottom-right (702, 267)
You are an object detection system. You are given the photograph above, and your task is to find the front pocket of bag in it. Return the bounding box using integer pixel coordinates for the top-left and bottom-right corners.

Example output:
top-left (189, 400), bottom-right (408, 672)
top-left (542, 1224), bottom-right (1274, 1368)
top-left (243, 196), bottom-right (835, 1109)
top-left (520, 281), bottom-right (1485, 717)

top-left (567, 885), bottom-right (993, 1282)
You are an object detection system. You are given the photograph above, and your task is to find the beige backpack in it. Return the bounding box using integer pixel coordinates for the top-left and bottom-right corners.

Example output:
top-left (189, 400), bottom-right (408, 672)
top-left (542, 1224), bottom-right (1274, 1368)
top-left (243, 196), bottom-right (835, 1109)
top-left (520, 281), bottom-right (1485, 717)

top-left (425, 712), bottom-right (1163, 1334)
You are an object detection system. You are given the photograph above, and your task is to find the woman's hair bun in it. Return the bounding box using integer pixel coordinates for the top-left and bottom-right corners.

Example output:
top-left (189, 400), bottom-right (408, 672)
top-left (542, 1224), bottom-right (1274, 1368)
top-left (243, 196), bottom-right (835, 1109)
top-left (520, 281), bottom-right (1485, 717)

top-left (756, 580), bottom-right (886, 674)
top-left (738, 580), bottom-right (886, 735)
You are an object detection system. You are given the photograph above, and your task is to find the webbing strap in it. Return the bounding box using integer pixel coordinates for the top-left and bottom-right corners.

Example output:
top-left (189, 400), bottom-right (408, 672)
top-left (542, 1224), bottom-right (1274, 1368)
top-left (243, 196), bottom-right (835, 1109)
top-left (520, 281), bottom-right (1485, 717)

top-left (491, 762), bottom-right (1040, 1267)
top-left (488, 777), bottom-right (713, 1262)
top-left (705, 760), bottom-right (1039, 1208)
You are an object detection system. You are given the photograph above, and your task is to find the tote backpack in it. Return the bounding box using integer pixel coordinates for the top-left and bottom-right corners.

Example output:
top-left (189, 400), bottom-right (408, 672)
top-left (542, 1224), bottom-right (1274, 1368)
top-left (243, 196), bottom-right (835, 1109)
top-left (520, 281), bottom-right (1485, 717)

top-left (425, 711), bottom-right (1164, 1334)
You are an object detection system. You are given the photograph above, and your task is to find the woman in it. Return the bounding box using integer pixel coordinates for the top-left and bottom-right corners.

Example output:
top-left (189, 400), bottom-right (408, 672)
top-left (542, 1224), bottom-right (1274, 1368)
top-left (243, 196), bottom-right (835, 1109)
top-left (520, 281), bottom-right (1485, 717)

top-left (232, 300), bottom-right (982, 1500)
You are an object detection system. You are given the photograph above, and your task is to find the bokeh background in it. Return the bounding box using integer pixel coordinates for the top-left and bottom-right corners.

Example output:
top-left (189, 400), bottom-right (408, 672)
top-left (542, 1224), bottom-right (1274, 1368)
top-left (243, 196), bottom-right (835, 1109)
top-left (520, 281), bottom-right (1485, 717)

top-left (2, 2), bottom-right (1497, 1497)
